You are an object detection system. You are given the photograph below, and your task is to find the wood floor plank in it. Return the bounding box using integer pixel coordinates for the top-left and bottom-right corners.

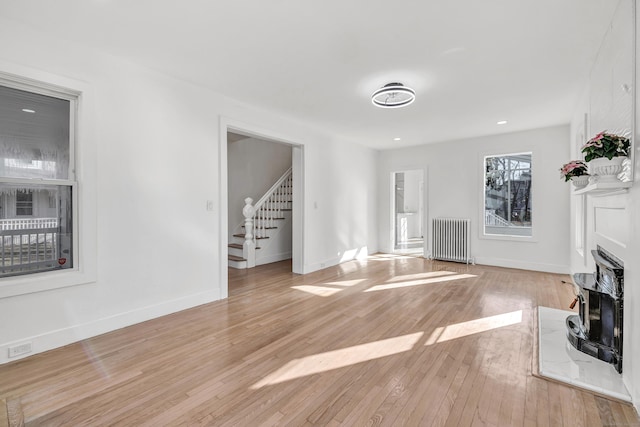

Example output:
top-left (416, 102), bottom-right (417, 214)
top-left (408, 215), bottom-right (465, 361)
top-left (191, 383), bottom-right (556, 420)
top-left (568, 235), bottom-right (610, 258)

top-left (0, 399), bottom-right (7, 427)
top-left (5, 397), bottom-right (23, 427)
top-left (547, 382), bottom-right (566, 426)
top-left (0, 256), bottom-right (638, 426)
top-left (581, 392), bottom-right (606, 427)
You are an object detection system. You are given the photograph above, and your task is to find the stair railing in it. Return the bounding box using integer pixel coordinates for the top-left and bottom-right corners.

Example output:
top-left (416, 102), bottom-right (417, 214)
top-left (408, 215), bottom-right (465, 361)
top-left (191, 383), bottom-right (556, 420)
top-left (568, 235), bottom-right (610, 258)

top-left (242, 167), bottom-right (292, 267)
top-left (484, 209), bottom-right (512, 227)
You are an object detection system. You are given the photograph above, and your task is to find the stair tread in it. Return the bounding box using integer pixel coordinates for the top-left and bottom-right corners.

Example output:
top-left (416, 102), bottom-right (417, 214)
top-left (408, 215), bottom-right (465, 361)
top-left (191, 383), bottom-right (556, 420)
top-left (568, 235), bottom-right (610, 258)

top-left (228, 255), bottom-right (246, 262)
top-left (233, 234), bottom-right (269, 239)
top-left (228, 243), bottom-right (261, 250)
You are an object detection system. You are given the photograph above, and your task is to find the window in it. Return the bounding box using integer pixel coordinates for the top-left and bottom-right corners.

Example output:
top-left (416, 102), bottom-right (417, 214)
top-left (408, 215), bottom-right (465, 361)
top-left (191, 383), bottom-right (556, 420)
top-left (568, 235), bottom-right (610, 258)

top-left (0, 82), bottom-right (75, 277)
top-left (484, 152), bottom-right (532, 237)
top-left (16, 190), bottom-right (33, 216)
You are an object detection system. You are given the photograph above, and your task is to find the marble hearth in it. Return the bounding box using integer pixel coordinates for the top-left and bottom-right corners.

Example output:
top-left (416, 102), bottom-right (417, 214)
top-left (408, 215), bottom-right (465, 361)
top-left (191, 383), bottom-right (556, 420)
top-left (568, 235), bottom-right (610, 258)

top-left (537, 306), bottom-right (630, 402)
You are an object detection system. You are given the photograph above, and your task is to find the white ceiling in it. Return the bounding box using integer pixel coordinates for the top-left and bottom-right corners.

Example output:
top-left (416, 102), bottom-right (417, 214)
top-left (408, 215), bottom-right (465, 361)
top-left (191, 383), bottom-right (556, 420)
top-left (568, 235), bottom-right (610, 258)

top-left (0, 0), bottom-right (620, 150)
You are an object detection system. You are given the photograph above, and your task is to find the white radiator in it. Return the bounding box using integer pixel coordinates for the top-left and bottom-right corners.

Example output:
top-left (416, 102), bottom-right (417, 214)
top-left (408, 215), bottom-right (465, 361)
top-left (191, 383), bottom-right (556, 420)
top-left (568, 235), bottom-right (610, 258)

top-left (432, 218), bottom-right (471, 264)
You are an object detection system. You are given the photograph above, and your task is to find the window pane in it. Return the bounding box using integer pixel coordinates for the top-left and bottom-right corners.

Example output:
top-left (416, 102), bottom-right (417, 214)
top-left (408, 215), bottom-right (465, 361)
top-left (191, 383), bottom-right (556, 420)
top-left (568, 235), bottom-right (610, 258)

top-left (16, 190), bottom-right (33, 216)
top-left (0, 183), bottom-right (73, 277)
top-left (0, 85), bottom-right (70, 180)
top-left (484, 153), bottom-right (532, 237)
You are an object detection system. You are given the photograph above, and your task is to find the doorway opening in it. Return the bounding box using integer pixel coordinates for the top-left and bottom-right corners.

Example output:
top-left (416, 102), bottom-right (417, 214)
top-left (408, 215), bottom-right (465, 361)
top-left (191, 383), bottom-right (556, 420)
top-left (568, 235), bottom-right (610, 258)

top-left (219, 117), bottom-right (305, 299)
top-left (392, 169), bottom-right (424, 255)
top-left (227, 131), bottom-right (293, 270)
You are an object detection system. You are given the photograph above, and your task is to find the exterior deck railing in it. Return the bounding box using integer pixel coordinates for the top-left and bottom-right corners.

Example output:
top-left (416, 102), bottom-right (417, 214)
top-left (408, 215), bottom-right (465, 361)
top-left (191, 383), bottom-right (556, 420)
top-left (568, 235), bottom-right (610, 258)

top-left (0, 217), bottom-right (58, 230)
top-left (0, 218), bottom-right (60, 276)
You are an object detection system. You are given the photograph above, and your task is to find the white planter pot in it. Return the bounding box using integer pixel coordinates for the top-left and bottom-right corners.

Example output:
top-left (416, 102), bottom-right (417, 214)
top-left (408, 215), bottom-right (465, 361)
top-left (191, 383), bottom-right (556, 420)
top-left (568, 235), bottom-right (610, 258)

top-left (570, 175), bottom-right (590, 188)
top-left (588, 157), bottom-right (625, 183)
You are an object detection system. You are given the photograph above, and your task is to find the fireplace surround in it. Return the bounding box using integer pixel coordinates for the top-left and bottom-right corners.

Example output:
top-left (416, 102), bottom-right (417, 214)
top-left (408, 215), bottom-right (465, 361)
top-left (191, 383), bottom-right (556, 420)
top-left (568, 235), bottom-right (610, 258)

top-left (566, 245), bottom-right (624, 373)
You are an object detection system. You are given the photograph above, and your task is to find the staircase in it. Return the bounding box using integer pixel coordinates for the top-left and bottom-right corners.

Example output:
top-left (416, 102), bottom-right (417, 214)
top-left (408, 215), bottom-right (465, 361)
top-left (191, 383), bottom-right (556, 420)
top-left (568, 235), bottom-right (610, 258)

top-left (228, 168), bottom-right (293, 269)
top-left (484, 210), bottom-right (512, 226)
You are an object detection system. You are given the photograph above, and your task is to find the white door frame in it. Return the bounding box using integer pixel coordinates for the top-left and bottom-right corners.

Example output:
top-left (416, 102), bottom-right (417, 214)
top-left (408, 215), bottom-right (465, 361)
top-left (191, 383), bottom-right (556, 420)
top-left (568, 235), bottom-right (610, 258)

top-left (218, 117), bottom-right (304, 298)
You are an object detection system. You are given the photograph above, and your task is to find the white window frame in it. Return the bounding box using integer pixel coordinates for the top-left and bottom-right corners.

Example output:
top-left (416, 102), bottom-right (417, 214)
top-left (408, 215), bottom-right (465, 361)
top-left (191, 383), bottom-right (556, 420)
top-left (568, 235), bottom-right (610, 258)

top-left (480, 151), bottom-right (536, 242)
top-left (15, 190), bottom-right (34, 216)
top-left (0, 68), bottom-right (96, 298)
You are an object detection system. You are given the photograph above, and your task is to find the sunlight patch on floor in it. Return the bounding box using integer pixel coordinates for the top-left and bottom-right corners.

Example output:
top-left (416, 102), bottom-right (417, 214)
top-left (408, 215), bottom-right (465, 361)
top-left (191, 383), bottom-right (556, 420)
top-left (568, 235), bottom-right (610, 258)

top-left (385, 271), bottom-right (457, 283)
top-left (250, 332), bottom-right (424, 389)
top-left (365, 273), bottom-right (477, 292)
top-left (291, 278), bottom-right (366, 296)
top-left (323, 279), bottom-right (367, 287)
top-left (425, 310), bottom-right (523, 345)
top-left (290, 285), bottom-right (344, 297)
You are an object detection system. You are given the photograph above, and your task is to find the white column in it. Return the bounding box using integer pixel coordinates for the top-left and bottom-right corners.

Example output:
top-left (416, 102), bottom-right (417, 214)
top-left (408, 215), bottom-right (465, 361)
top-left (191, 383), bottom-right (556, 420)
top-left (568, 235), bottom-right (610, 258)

top-left (242, 197), bottom-right (256, 268)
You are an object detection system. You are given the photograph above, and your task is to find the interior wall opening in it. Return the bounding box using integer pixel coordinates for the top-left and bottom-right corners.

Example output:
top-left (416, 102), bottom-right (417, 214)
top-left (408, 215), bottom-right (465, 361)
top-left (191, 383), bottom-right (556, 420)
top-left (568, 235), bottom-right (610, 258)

top-left (392, 169), bottom-right (424, 255)
top-left (219, 118), bottom-right (305, 299)
top-left (227, 131), bottom-right (294, 271)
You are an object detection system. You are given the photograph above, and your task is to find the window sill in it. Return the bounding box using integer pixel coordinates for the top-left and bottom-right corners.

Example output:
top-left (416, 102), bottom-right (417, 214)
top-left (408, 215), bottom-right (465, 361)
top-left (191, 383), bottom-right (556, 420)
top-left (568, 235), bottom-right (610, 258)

top-left (480, 232), bottom-right (537, 243)
top-left (0, 267), bottom-right (96, 299)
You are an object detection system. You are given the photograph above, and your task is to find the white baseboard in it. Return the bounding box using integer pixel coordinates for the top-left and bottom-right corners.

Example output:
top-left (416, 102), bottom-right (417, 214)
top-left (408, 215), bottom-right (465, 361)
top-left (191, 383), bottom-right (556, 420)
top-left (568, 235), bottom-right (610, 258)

top-left (303, 257), bottom-right (339, 274)
top-left (303, 246), bottom-right (373, 274)
top-left (256, 251), bottom-right (292, 266)
top-left (303, 253), bottom-right (361, 274)
top-left (473, 256), bottom-right (570, 274)
top-left (0, 289), bottom-right (221, 365)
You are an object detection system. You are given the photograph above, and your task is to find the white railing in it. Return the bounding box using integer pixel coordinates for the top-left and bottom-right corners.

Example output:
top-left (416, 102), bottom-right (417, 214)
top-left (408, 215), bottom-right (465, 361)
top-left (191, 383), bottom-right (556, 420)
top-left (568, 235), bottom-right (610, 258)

top-left (0, 217), bottom-right (58, 230)
top-left (484, 210), bottom-right (511, 227)
top-left (242, 168), bottom-right (293, 268)
top-left (0, 218), bottom-right (60, 275)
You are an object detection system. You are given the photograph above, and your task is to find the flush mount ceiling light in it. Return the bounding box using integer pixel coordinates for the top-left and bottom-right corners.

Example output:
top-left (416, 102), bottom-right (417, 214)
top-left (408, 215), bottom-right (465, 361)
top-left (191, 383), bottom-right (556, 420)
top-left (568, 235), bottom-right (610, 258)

top-left (371, 83), bottom-right (415, 108)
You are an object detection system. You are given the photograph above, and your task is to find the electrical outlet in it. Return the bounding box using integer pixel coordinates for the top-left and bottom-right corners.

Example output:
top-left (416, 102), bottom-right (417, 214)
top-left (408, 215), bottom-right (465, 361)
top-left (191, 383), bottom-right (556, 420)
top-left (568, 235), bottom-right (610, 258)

top-left (206, 200), bottom-right (214, 211)
top-left (8, 342), bottom-right (32, 358)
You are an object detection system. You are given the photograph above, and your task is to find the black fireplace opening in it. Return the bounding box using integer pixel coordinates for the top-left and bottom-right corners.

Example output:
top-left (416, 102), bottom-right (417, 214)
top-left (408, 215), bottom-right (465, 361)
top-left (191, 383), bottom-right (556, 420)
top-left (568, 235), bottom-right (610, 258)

top-left (566, 245), bottom-right (624, 373)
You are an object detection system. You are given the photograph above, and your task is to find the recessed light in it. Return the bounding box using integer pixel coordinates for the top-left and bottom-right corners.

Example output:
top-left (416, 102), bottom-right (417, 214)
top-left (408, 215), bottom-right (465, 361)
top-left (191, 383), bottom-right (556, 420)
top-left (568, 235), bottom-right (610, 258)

top-left (497, 120), bottom-right (507, 125)
top-left (22, 108), bottom-right (35, 113)
top-left (393, 137), bottom-right (402, 141)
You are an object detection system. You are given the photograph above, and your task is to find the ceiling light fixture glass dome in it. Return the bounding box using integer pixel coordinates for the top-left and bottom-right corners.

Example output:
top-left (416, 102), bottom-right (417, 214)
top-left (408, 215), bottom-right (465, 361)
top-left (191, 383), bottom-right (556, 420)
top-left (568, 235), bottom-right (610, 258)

top-left (371, 82), bottom-right (416, 108)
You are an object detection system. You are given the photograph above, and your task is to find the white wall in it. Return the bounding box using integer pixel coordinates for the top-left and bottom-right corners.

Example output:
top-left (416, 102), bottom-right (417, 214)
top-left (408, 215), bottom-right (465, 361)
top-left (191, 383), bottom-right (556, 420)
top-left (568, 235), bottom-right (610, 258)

top-left (378, 125), bottom-right (571, 273)
top-left (0, 17), bottom-right (378, 363)
top-left (569, 0), bottom-right (638, 409)
top-left (302, 134), bottom-right (378, 271)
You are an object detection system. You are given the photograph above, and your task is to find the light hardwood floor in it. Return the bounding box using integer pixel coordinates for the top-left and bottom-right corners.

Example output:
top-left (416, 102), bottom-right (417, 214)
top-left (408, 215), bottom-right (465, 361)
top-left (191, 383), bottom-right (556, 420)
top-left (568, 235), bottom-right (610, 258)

top-left (1, 255), bottom-right (639, 426)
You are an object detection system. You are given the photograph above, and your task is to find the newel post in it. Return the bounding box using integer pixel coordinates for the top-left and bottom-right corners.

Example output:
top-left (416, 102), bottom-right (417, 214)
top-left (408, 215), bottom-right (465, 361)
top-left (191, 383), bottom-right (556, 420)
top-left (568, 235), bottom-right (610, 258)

top-left (242, 197), bottom-right (256, 268)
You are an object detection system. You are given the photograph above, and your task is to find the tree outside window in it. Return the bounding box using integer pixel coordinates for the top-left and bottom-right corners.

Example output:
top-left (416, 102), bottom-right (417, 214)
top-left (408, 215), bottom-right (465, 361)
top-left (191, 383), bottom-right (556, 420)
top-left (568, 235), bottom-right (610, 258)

top-left (484, 153), bottom-right (532, 237)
